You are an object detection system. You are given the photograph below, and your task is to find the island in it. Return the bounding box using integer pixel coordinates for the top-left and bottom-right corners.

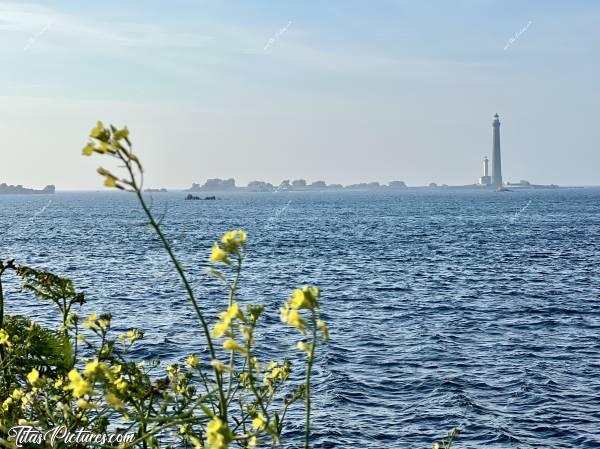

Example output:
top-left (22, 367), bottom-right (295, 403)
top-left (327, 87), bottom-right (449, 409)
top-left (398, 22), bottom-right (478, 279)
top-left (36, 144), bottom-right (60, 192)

top-left (182, 176), bottom-right (560, 193)
top-left (144, 188), bottom-right (168, 193)
top-left (0, 183), bottom-right (55, 195)
top-left (185, 178), bottom-right (410, 192)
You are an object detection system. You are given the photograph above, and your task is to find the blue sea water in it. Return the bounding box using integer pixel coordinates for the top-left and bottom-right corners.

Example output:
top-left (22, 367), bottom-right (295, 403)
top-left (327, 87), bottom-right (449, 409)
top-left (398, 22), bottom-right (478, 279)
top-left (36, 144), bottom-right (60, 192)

top-left (1, 188), bottom-right (599, 448)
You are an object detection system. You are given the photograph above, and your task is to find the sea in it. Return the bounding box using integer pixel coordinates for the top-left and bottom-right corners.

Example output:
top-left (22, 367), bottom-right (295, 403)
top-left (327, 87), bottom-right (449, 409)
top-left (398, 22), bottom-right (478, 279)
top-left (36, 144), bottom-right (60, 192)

top-left (1, 188), bottom-right (599, 449)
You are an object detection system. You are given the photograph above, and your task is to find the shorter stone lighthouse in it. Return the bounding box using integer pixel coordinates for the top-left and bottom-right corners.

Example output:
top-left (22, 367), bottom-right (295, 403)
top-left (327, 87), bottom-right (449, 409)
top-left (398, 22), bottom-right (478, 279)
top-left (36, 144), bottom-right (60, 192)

top-left (479, 156), bottom-right (491, 186)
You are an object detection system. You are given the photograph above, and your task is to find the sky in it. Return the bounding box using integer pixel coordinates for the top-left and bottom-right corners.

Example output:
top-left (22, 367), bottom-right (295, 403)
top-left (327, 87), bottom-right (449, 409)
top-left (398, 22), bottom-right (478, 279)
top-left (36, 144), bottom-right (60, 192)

top-left (0, 0), bottom-right (598, 190)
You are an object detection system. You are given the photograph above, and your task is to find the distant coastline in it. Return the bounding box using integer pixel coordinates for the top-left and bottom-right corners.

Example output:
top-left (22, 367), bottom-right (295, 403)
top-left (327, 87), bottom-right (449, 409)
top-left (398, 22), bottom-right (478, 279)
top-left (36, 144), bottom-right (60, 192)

top-left (183, 178), bottom-right (560, 193)
top-left (0, 183), bottom-right (55, 195)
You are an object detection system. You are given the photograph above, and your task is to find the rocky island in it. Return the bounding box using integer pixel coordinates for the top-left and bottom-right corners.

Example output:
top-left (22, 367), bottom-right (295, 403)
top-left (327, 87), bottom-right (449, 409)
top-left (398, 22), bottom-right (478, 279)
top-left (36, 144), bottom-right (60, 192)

top-left (0, 183), bottom-right (55, 195)
top-left (186, 178), bottom-right (410, 192)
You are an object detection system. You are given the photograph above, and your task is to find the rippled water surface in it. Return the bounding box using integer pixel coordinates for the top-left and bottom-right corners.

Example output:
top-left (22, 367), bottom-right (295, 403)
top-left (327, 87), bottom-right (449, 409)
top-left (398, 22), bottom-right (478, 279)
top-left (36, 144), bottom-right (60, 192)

top-left (1, 189), bottom-right (599, 448)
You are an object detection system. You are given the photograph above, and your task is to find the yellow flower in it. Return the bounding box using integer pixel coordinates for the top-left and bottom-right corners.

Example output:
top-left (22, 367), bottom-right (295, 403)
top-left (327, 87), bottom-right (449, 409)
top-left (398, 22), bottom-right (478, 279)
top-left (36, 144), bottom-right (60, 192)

top-left (212, 321), bottom-right (229, 338)
top-left (105, 392), bottom-right (124, 409)
top-left (11, 389), bottom-right (24, 400)
top-left (114, 376), bottom-right (128, 393)
top-left (317, 319), bottom-right (329, 341)
top-left (83, 359), bottom-right (105, 378)
top-left (82, 143), bottom-right (94, 156)
top-left (91, 121), bottom-right (105, 138)
top-left (433, 444), bottom-right (440, 449)
top-left (186, 354), bottom-right (200, 369)
top-left (220, 230), bottom-right (247, 253)
top-left (114, 126), bottom-right (129, 140)
top-left (223, 339), bottom-right (247, 354)
top-left (210, 243), bottom-right (230, 265)
top-left (2, 397), bottom-right (13, 411)
top-left (26, 368), bottom-right (40, 385)
top-left (76, 399), bottom-right (98, 409)
top-left (65, 369), bottom-right (92, 398)
top-left (120, 329), bottom-right (143, 343)
top-left (205, 417), bottom-right (231, 449)
top-left (224, 303), bottom-right (243, 322)
top-left (213, 303), bottom-right (245, 338)
top-left (289, 286), bottom-right (320, 310)
top-left (297, 341), bottom-right (312, 353)
top-left (104, 176), bottom-right (117, 188)
top-left (189, 436), bottom-right (203, 449)
top-left (82, 313), bottom-right (97, 329)
top-left (251, 414), bottom-right (266, 430)
top-left (0, 329), bottom-right (10, 346)
top-left (263, 362), bottom-right (291, 386)
top-left (280, 306), bottom-right (306, 334)
top-left (210, 360), bottom-right (231, 373)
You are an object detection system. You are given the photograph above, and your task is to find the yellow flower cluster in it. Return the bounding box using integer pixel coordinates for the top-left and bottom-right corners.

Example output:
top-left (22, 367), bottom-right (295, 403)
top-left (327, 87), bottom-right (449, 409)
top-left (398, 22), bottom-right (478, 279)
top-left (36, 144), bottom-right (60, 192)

top-left (263, 361), bottom-right (291, 391)
top-left (186, 353), bottom-right (201, 369)
top-left (223, 338), bottom-right (247, 355)
top-left (212, 303), bottom-right (245, 338)
top-left (210, 360), bottom-right (231, 373)
top-left (65, 369), bottom-right (92, 398)
top-left (205, 417), bottom-right (232, 449)
top-left (209, 230), bottom-right (247, 264)
top-left (280, 286), bottom-right (321, 335)
top-left (2, 388), bottom-right (26, 412)
top-left (61, 359), bottom-right (129, 408)
top-left (118, 328), bottom-right (143, 344)
top-left (82, 313), bottom-right (110, 332)
top-left (27, 368), bottom-right (40, 385)
top-left (0, 329), bottom-right (11, 347)
top-left (81, 121), bottom-right (139, 190)
top-left (251, 413), bottom-right (266, 430)
top-left (290, 286), bottom-right (320, 310)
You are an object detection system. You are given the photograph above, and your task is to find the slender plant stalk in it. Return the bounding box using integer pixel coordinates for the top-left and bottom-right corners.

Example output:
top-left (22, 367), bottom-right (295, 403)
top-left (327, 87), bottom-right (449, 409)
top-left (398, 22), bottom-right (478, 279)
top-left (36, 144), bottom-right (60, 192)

top-left (0, 269), bottom-right (4, 329)
top-left (0, 269), bottom-right (5, 368)
top-left (226, 258), bottom-right (242, 398)
top-left (304, 311), bottom-right (318, 449)
top-left (121, 156), bottom-right (228, 420)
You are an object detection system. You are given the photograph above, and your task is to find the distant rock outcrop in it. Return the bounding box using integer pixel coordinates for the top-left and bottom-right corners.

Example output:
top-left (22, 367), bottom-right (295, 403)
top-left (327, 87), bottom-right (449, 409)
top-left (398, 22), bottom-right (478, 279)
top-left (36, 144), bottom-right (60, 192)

top-left (0, 183), bottom-right (55, 194)
top-left (145, 188), bottom-right (168, 193)
top-left (309, 181), bottom-right (327, 189)
top-left (345, 182), bottom-right (381, 190)
top-left (186, 179), bottom-right (236, 192)
top-left (388, 181), bottom-right (407, 189)
top-left (247, 181), bottom-right (275, 192)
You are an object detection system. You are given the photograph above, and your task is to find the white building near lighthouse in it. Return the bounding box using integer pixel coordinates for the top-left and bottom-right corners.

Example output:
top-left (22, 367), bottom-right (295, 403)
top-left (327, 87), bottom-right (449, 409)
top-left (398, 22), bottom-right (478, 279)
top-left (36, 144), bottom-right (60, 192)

top-left (479, 156), bottom-right (491, 186)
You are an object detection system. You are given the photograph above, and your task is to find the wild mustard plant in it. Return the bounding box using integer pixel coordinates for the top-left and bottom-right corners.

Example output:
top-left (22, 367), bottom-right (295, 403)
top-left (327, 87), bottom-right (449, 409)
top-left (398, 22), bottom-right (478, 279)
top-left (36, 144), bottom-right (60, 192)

top-left (434, 428), bottom-right (461, 449)
top-left (0, 122), bottom-right (333, 449)
top-left (0, 122), bottom-right (459, 448)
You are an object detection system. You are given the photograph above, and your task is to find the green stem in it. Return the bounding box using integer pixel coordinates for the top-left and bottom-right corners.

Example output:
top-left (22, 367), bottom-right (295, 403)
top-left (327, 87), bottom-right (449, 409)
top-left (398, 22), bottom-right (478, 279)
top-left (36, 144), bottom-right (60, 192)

top-left (0, 268), bottom-right (5, 371)
top-left (0, 269), bottom-right (4, 329)
top-left (121, 155), bottom-right (228, 420)
top-left (304, 311), bottom-right (318, 449)
top-left (225, 258), bottom-right (242, 398)
top-left (134, 189), bottom-right (227, 418)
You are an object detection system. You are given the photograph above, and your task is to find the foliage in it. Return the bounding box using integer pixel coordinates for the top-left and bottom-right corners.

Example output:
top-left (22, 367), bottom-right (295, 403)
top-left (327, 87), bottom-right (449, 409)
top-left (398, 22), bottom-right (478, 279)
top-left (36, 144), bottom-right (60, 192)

top-left (0, 122), bottom-right (459, 448)
top-left (0, 123), bottom-right (329, 448)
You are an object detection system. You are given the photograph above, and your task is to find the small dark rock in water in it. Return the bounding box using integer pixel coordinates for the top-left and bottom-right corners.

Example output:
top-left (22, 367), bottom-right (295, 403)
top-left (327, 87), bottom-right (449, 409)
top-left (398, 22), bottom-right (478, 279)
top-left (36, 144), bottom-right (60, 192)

top-left (185, 194), bottom-right (217, 201)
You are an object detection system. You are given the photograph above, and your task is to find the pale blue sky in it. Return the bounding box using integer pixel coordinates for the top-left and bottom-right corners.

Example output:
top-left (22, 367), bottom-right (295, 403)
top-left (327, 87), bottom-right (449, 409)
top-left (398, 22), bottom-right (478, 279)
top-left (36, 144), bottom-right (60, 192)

top-left (1, 0), bottom-right (598, 189)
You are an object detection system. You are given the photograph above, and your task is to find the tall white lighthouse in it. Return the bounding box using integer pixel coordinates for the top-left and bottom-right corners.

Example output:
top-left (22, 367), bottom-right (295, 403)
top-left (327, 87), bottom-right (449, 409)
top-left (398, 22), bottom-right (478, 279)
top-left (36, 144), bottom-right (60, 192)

top-left (492, 113), bottom-right (503, 187)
